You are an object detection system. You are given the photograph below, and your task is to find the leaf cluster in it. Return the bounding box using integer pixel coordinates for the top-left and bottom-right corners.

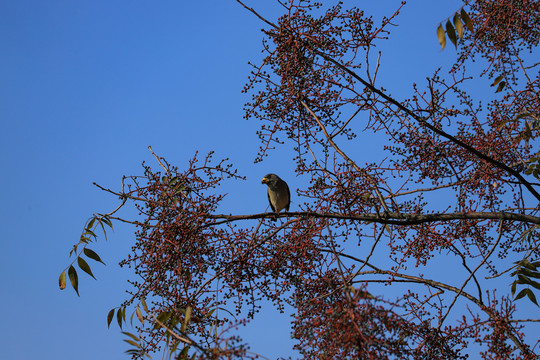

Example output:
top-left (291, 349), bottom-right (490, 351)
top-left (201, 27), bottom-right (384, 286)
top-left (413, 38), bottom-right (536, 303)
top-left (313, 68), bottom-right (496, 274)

top-left (58, 216), bottom-right (111, 295)
top-left (436, 8), bottom-right (473, 50)
top-left (511, 254), bottom-right (540, 307)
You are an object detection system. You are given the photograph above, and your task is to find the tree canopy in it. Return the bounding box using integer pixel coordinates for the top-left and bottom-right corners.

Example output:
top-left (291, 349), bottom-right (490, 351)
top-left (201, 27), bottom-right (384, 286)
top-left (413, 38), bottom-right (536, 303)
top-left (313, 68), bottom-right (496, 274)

top-left (60, 0), bottom-right (540, 359)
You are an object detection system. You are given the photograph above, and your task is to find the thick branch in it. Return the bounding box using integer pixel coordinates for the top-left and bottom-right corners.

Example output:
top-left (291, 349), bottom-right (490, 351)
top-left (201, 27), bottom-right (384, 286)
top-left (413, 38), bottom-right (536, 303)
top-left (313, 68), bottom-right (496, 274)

top-left (206, 211), bottom-right (540, 226)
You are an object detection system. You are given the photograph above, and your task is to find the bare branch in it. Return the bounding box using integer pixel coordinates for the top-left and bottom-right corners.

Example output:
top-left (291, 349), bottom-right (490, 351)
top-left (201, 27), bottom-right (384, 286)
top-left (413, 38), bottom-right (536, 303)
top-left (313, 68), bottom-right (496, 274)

top-left (207, 211), bottom-right (540, 226)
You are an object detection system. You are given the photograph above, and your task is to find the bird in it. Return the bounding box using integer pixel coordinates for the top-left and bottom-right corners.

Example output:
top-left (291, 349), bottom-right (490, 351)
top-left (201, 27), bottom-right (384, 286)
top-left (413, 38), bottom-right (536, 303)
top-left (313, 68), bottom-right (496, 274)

top-left (261, 173), bottom-right (290, 221)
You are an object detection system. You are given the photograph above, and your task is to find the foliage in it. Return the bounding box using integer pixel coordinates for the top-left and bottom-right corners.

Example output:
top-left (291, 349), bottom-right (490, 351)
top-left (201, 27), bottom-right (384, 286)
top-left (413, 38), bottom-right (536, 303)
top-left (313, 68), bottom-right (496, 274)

top-left (60, 1), bottom-right (540, 359)
top-left (436, 8), bottom-right (473, 50)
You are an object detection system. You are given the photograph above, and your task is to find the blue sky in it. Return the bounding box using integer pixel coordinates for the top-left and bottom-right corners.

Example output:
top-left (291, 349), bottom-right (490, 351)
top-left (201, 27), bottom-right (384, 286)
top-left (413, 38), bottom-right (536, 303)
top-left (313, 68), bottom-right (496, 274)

top-left (3, 1), bottom-right (527, 359)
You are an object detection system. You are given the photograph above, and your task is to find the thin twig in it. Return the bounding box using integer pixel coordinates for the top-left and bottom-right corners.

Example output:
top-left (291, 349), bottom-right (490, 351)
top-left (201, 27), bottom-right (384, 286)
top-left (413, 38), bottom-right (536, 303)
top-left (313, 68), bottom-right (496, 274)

top-left (437, 220), bottom-right (504, 331)
top-left (148, 146), bottom-right (171, 176)
top-left (300, 99), bottom-right (391, 214)
top-left (235, 0), bottom-right (278, 29)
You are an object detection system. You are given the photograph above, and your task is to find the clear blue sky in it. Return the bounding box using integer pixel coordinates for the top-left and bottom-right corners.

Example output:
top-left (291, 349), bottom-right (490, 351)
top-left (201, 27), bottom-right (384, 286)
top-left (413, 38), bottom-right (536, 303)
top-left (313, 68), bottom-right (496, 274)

top-left (1, 1), bottom-right (515, 359)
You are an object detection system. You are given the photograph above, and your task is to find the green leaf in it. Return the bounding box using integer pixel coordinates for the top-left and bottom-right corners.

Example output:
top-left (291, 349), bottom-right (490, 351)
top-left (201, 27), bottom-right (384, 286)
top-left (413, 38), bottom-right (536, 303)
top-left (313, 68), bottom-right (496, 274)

top-left (117, 307), bottom-right (124, 329)
top-left (154, 312), bottom-right (172, 330)
top-left (107, 308), bottom-right (115, 328)
top-left (136, 307), bottom-right (144, 324)
top-left (169, 341), bottom-right (181, 359)
top-left (515, 288), bottom-right (529, 300)
top-left (68, 265), bottom-right (79, 296)
top-left (461, 9), bottom-right (473, 31)
top-left (529, 280), bottom-right (540, 291)
top-left (82, 229), bottom-right (97, 238)
top-left (87, 217), bottom-right (96, 230)
top-left (525, 121), bottom-right (533, 140)
top-left (496, 81), bottom-right (506, 93)
top-left (445, 20), bottom-right (457, 48)
top-left (203, 308), bottom-right (216, 319)
top-left (70, 244), bottom-right (78, 256)
top-left (181, 306), bottom-right (192, 333)
top-left (526, 289), bottom-right (539, 306)
top-left (516, 112), bottom-right (532, 120)
top-left (101, 216), bottom-right (113, 229)
top-left (437, 24), bottom-right (446, 50)
top-left (83, 248), bottom-right (106, 265)
top-left (453, 13), bottom-right (463, 39)
top-left (520, 259), bottom-right (535, 270)
top-left (123, 339), bottom-right (139, 347)
top-left (169, 176), bottom-right (179, 185)
top-left (519, 267), bottom-right (540, 279)
top-left (157, 311), bottom-right (172, 323)
top-left (517, 274), bottom-right (532, 285)
top-left (491, 75), bottom-right (504, 86)
top-left (99, 221), bottom-right (109, 241)
top-left (59, 271), bottom-right (67, 290)
top-left (122, 331), bottom-right (140, 342)
top-left (141, 297), bottom-right (149, 313)
top-left (77, 257), bottom-right (96, 280)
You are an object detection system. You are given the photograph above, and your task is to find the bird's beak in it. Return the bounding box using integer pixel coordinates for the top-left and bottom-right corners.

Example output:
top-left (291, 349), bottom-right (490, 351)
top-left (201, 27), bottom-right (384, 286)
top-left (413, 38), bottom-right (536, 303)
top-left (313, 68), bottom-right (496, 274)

top-left (261, 177), bottom-right (268, 184)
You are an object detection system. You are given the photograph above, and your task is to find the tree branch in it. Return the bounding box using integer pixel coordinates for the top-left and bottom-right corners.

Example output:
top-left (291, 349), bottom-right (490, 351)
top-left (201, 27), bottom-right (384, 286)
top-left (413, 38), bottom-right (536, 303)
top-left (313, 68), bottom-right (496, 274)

top-left (312, 49), bottom-right (540, 202)
top-left (206, 211), bottom-right (540, 226)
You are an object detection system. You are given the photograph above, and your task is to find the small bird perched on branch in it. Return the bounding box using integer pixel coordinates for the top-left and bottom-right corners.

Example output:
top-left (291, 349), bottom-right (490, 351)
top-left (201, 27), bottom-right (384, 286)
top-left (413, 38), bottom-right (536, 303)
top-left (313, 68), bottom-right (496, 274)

top-left (261, 173), bottom-right (290, 221)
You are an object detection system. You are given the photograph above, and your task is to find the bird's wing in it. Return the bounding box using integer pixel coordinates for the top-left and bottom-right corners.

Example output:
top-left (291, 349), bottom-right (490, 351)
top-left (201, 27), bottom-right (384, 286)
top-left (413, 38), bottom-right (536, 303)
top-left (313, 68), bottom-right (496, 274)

top-left (284, 181), bottom-right (291, 212)
top-left (267, 188), bottom-right (276, 213)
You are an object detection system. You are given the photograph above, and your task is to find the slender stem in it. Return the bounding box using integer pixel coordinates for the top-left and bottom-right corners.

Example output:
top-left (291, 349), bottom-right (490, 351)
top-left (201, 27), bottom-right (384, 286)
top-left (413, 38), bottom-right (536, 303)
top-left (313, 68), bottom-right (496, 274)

top-left (437, 220), bottom-right (504, 331)
top-left (300, 99), bottom-right (391, 214)
top-left (235, 0), bottom-right (278, 29)
top-left (148, 146), bottom-right (171, 176)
